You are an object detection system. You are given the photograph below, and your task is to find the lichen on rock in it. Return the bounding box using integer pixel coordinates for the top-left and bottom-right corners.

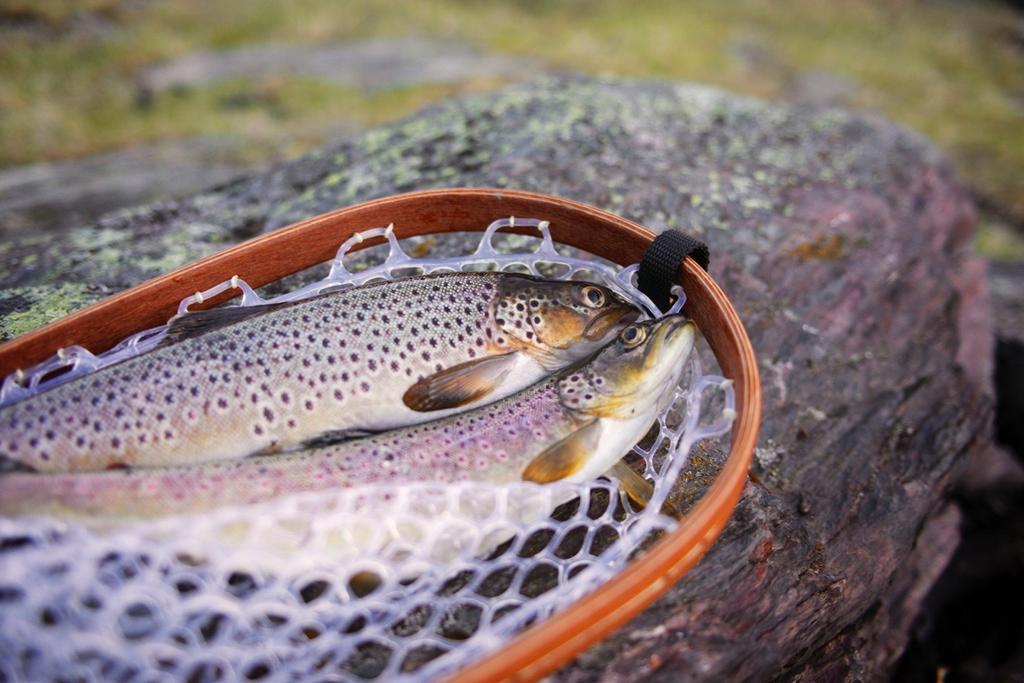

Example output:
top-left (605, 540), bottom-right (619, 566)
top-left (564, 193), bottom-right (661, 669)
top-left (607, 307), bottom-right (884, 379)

top-left (0, 284), bottom-right (105, 341)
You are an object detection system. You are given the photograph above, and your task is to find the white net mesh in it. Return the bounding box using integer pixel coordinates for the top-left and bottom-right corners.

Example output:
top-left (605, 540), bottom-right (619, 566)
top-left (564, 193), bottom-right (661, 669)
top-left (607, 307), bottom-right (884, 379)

top-left (0, 219), bottom-right (735, 682)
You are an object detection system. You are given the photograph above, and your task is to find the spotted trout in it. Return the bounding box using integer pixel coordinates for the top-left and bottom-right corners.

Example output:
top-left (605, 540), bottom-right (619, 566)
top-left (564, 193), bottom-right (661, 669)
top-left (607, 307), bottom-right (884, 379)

top-left (0, 273), bottom-right (638, 473)
top-left (0, 316), bottom-right (696, 519)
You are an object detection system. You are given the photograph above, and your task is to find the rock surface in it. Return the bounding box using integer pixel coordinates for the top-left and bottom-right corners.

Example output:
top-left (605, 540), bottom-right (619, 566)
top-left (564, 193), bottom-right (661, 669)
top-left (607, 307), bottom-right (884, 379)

top-left (0, 138), bottom-right (249, 236)
top-left (0, 78), bottom-right (992, 680)
top-left (136, 38), bottom-right (540, 101)
top-left (784, 68), bottom-right (859, 107)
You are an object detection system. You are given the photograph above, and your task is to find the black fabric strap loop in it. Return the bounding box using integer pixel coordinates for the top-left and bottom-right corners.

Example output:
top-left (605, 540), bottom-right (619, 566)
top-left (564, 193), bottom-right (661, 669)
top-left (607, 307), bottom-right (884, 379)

top-left (637, 230), bottom-right (710, 313)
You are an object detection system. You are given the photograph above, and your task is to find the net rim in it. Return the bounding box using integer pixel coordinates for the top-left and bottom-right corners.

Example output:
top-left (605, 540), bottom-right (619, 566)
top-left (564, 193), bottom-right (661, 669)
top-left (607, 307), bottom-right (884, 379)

top-left (0, 188), bottom-right (761, 682)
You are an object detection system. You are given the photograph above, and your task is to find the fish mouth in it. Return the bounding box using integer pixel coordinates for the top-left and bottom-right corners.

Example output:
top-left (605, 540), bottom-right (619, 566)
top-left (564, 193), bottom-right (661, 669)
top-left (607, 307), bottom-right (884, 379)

top-left (665, 318), bottom-right (696, 343)
top-left (643, 317), bottom-right (696, 368)
top-left (582, 303), bottom-right (640, 341)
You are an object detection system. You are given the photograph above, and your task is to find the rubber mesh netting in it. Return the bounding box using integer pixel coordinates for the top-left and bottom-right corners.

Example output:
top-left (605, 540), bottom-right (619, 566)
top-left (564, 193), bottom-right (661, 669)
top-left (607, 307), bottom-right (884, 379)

top-left (0, 219), bottom-right (735, 681)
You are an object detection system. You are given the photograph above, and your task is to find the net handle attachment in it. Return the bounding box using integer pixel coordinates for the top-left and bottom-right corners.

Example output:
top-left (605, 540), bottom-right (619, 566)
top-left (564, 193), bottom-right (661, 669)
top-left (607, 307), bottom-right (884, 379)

top-left (637, 230), bottom-right (709, 313)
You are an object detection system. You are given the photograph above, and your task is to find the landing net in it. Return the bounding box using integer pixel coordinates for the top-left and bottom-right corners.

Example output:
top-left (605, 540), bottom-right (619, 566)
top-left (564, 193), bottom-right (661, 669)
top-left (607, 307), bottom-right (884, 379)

top-left (0, 219), bottom-right (735, 681)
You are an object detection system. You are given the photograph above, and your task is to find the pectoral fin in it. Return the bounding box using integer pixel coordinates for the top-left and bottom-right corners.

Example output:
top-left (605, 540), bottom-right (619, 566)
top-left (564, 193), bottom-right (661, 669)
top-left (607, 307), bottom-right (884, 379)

top-left (522, 420), bottom-right (601, 484)
top-left (403, 353), bottom-right (518, 412)
top-left (610, 461), bottom-right (681, 518)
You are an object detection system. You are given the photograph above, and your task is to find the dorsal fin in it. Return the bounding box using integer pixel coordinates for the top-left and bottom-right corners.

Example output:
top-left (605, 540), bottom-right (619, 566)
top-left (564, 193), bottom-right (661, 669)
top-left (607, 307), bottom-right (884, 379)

top-left (300, 428), bottom-right (379, 450)
top-left (522, 419), bottom-right (601, 484)
top-left (157, 302), bottom-right (294, 348)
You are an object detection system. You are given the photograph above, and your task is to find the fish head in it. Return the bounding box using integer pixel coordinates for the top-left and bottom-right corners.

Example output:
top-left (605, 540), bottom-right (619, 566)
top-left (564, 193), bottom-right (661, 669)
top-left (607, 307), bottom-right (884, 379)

top-left (494, 276), bottom-right (640, 369)
top-left (559, 315), bottom-right (696, 421)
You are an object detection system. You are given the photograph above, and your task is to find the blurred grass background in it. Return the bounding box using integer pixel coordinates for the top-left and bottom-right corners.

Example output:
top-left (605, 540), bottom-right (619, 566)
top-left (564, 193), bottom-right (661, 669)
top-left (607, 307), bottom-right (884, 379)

top-left (1, 0), bottom-right (1022, 253)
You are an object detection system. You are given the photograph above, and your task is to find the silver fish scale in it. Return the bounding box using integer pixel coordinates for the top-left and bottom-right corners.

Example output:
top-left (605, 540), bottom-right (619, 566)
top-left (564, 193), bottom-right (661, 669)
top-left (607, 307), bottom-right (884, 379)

top-left (0, 273), bottom-right (502, 472)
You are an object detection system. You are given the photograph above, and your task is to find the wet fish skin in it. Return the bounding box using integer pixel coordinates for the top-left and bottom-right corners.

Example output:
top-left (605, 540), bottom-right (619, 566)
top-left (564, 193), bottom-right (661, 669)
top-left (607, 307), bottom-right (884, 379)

top-left (0, 273), bottom-right (638, 473)
top-left (0, 317), bottom-right (697, 519)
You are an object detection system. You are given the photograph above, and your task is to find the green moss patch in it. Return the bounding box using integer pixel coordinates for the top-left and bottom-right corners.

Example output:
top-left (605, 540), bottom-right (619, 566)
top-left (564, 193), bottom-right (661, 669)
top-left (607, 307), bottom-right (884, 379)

top-left (0, 284), bottom-right (103, 341)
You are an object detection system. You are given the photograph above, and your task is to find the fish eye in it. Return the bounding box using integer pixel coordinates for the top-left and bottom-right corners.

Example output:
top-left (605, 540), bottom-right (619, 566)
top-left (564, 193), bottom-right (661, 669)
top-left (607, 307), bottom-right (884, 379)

top-left (620, 324), bottom-right (646, 348)
top-left (581, 286), bottom-right (605, 308)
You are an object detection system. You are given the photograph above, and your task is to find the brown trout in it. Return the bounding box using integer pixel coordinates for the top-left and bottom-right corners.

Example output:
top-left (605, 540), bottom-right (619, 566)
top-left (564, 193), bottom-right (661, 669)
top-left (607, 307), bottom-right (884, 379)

top-left (0, 273), bottom-right (638, 473)
top-left (0, 317), bottom-right (696, 519)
